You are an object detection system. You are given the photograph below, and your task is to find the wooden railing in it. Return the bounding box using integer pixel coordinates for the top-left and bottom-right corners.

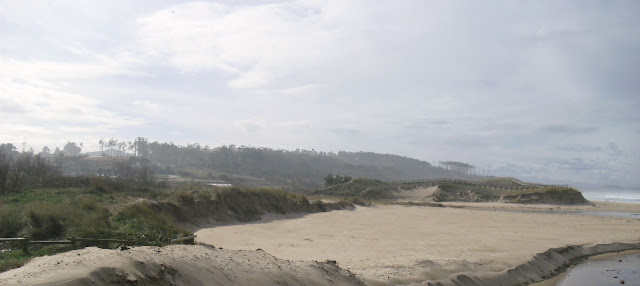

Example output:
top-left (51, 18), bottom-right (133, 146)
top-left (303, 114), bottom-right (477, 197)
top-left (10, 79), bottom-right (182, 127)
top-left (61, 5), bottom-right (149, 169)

top-left (0, 237), bottom-right (133, 254)
top-left (0, 234), bottom-right (197, 254)
top-left (170, 234), bottom-right (197, 245)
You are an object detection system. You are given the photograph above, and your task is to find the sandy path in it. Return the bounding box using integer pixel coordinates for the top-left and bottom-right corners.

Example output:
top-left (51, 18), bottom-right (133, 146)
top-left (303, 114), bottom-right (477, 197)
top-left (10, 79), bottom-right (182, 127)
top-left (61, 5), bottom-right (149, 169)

top-left (393, 186), bottom-right (438, 202)
top-left (196, 204), bottom-right (640, 284)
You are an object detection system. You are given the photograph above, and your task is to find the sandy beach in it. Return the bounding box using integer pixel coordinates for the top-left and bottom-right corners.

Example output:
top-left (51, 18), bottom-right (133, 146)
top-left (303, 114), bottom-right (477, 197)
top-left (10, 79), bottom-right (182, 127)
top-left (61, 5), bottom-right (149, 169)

top-left (2, 201), bottom-right (639, 285)
top-left (196, 202), bottom-right (640, 284)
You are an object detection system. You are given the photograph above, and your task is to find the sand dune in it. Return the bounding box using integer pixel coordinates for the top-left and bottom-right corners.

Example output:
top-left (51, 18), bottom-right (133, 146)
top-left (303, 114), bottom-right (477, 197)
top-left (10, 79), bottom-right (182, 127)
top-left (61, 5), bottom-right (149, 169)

top-left (196, 203), bottom-right (640, 285)
top-left (0, 245), bottom-right (363, 286)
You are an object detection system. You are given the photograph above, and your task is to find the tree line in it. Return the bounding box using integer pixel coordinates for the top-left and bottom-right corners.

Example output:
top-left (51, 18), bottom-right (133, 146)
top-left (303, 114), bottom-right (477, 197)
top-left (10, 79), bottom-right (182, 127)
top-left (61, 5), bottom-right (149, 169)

top-left (2, 138), bottom-right (483, 191)
top-left (0, 143), bottom-right (62, 194)
top-left (0, 143), bottom-right (157, 194)
top-left (102, 139), bottom-right (482, 188)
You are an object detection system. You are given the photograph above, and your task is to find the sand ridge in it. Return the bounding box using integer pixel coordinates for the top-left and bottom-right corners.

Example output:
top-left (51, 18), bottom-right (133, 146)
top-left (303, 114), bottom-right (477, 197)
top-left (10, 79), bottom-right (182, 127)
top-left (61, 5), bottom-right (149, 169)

top-left (0, 245), bottom-right (363, 286)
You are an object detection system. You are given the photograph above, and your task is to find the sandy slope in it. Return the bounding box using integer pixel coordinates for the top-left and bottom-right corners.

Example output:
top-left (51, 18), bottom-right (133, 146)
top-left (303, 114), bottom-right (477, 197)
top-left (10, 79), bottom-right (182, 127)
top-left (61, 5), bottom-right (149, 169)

top-left (393, 186), bottom-right (438, 202)
top-left (196, 203), bottom-right (640, 285)
top-left (0, 245), bottom-right (363, 286)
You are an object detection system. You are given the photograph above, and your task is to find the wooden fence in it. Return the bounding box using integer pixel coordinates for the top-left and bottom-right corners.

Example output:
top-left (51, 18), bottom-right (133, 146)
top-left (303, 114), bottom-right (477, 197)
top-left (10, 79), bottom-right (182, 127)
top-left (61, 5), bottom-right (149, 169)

top-left (0, 234), bottom-right (197, 254)
top-left (170, 234), bottom-right (197, 245)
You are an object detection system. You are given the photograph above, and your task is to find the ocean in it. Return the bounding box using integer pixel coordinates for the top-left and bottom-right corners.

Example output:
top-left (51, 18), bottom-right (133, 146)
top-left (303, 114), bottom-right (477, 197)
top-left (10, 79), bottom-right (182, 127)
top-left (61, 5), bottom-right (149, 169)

top-left (579, 188), bottom-right (640, 204)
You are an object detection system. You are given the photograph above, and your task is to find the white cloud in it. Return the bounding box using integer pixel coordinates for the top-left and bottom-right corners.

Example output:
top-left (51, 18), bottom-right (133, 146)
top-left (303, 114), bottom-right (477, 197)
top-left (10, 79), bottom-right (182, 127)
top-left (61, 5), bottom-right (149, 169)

top-left (132, 100), bottom-right (164, 114)
top-left (1, 1), bottom-right (639, 186)
top-left (234, 119), bottom-right (267, 133)
top-left (135, 1), bottom-right (353, 89)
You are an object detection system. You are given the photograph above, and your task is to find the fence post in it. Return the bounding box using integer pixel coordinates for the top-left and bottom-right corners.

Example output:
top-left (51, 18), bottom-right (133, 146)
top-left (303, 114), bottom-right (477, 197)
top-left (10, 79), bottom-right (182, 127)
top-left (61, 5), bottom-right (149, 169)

top-left (22, 237), bottom-right (29, 254)
top-left (70, 236), bottom-right (77, 250)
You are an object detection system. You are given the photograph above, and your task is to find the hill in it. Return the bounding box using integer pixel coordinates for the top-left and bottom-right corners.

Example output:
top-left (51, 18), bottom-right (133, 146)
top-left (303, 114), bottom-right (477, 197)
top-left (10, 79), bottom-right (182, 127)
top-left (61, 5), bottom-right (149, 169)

top-left (313, 177), bottom-right (591, 205)
top-left (57, 140), bottom-right (487, 190)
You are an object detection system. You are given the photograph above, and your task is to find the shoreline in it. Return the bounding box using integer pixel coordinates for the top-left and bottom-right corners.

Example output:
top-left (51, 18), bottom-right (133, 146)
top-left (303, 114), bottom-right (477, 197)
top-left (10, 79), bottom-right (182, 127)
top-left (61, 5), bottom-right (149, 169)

top-left (419, 242), bottom-right (640, 286)
top-left (531, 249), bottom-right (640, 286)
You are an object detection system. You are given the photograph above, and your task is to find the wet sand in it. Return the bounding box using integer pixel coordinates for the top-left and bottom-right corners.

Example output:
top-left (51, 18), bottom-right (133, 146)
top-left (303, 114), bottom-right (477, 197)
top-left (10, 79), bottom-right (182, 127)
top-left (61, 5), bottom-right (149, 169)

top-left (196, 203), bottom-right (640, 284)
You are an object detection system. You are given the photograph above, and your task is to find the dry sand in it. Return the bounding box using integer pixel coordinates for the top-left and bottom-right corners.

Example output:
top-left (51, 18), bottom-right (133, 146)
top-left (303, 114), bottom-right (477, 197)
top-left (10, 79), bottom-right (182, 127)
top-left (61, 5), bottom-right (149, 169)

top-left (195, 203), bottom-right (640, 284)
top-left (0, 245), bottom-right (363, 285)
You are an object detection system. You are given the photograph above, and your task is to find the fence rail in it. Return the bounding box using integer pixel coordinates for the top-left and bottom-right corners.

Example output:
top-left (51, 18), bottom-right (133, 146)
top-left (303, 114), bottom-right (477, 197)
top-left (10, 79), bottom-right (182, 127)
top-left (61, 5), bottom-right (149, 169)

top-left (170, 235), bottom-right (197, 245)
top-left (1, 235), bottom-right (197, 254)
top-left (0, 236), bottom-right (134, 254)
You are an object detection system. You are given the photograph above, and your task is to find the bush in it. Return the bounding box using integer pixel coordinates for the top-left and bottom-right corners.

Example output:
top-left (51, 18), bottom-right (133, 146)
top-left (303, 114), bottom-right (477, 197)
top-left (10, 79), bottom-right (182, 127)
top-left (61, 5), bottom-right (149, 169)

top-left (27, 211), bottom-right (64, 240)
top-left (0, 206), bottom-right (24, 237)
top-left (174, 191), bottom-right (195, 205)
top-left (344, 197), bottom-right (369, 206)
top-left (114, 203), bottom-right (188, 245)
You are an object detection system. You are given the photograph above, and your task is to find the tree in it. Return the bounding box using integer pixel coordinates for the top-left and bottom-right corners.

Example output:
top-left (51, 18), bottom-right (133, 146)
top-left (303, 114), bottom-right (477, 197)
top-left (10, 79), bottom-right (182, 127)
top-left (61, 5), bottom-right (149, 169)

top-left (108, 138), bottom-right (117, 157)
top-left (99, 138), bottom-right (105, 157)
top-left (118, 142), bottom-right (127, 156)
top-left (134, 137), bottom-right (150, 158)
top-left (0, 148), bottom-right (11, 194)
top-left (40, 146), bottom-right (51, 156)
top-left (63, 142), bottom-right (82, 156)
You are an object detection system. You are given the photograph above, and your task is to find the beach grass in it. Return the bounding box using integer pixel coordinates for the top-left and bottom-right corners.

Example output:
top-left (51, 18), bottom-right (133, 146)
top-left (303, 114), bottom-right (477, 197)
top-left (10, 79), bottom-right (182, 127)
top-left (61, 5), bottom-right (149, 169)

top-left (0, 182), bottom-right (333, 273)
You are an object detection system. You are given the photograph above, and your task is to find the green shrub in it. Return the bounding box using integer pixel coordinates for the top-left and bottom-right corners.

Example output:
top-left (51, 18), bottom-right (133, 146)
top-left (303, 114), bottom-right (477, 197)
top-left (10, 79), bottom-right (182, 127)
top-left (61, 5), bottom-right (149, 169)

top-left (78, 197), bottom-right (98, 211)
top-left (114, 203), bottom-right (188, 245)
top-left (0, 206), bottom-right (24, 237)
top-left (173, 191), bottom-right (195, 205)
top-left (27, 211), bottom-right (64, 240)
top-left (196, 191), bottom-right (213, 201)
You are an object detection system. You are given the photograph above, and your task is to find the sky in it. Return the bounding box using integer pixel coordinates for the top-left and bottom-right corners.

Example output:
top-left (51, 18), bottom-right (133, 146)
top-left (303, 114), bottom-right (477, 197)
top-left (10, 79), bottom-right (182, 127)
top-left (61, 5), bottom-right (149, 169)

top-left (1, 0), bottom-right (639, 187)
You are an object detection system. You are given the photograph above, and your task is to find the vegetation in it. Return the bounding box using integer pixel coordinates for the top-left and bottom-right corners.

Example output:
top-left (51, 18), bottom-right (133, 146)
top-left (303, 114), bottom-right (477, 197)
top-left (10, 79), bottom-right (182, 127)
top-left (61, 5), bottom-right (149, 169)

top-left (324, 174), bottom-right (353, 187)
top-left (0, 179), bottom-right (349, 272)
top-left (313, 177), bottom-right (589, 205)
top-left (0, 140), bottom-right (586, 273)
top-left (315, 178), bottom-right (395, 199)
top-left (71, 139), bottom-right (484, 189)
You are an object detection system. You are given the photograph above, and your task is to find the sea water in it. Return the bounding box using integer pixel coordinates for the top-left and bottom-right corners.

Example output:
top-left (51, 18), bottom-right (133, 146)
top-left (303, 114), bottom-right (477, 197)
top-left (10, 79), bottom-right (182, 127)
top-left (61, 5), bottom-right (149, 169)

top-left (579, 187), bottom-right (640, 204)
top-left (556, 251), bottom-right (640, 286)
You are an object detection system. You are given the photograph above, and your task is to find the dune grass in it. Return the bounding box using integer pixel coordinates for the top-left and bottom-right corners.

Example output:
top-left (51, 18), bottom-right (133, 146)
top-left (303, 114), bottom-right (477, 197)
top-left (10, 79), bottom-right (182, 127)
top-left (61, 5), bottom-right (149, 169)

top-left (0, 182), bottom-right (336, 273)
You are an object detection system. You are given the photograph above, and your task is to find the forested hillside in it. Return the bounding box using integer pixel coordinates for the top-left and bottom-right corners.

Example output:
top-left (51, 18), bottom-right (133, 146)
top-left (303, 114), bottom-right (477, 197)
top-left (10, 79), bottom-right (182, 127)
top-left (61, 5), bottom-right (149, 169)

top-left (137, 140), bottom-right (482, 189)
top-left (2, 140), bottom-right (484, 190)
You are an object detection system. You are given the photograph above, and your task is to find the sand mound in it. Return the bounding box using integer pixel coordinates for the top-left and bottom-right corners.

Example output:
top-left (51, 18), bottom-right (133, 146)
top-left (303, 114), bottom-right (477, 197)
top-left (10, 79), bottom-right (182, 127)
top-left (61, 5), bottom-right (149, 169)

top-left (0, 245), bottom-right (363, 286)
top-left (393, 186), bottom-right (438, 202)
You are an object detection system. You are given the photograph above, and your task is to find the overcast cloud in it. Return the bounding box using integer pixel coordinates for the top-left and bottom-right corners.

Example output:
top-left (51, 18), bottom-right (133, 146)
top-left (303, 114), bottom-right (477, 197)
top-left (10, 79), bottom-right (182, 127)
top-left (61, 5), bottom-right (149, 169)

top-left (1, 0), bottom-right (639, 187)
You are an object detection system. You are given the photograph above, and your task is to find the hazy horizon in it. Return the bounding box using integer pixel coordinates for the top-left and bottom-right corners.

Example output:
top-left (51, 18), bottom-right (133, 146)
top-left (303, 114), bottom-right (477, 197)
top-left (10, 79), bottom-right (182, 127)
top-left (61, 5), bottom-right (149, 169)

top-left (2, 1), bottom-right (639, 187)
